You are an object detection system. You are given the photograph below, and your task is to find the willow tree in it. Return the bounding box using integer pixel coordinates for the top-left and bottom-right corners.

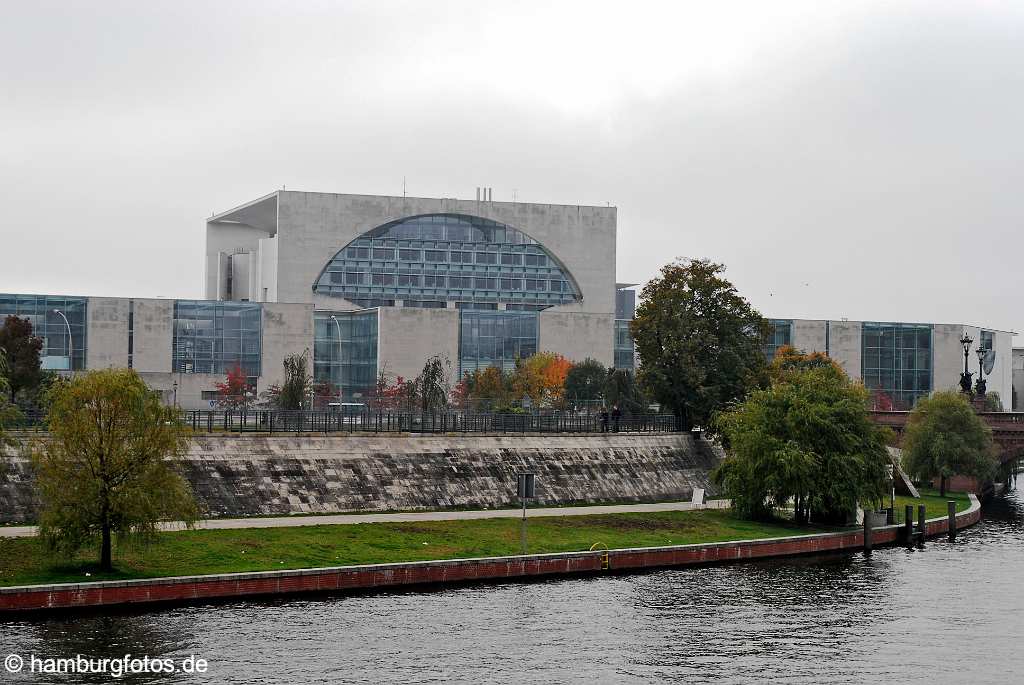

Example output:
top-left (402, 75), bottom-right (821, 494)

top-left (902, 391), bottom-right (996, 496)
top-left (713, 364), bottom-right (891, 524)
top-left (631, 259), bottom-right (768, 430)
top-left (33, 369), bottom-right (198, 571)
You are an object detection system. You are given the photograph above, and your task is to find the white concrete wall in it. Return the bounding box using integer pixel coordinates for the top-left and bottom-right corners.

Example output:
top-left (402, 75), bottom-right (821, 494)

top-left (259, 302), bottom-right (315, 392)
top-left (132, 299), bottom-right (173, 373)
top-left (272, 191), bottom-right (617, 315)
top-left (934, 325), bottom-right (1012, 408)
top-left (791, 319), bottom-right (827, 354)
top-left (825, 320), bottom-right (863, 380)
top-left (205, 223), bottom-right (271, 299)
top-left (377, 307), bottom-right (459, 382)
top-left (538, 311), bottom-right (615, 366)
top-left (85, 298), bottom-right (129, 368)
top-left (258, 235), bottom-right (278, 302)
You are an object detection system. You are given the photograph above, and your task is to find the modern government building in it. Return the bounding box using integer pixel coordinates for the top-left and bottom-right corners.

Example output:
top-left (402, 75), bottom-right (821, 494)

top-left (0, 190), bottom-right (1016, 411)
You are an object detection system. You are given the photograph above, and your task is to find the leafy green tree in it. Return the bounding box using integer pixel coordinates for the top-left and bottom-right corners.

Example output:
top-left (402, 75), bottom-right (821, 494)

top-left (603, 369), bottom-right (649, 414)
top-left (713, 365), bottom-right (891, 524)
top-left (564, 358), bottom-right (607, 406)
top-left (0, 350), bottom-right (23, 446)
top-left (631, 259), bottom-right (768, 430)
top-left (768, 344), bottom-right (841, 380)
top-left (32, 369), bottom-right (199, 571)
top-left (0, 315), bottom-right (43, 403)
top-left (276, 351), bottom-right (312, 410)
top-left (902, 391), bottom-right (996, 496)
top-left (417, 355), bottom-right (452, 412)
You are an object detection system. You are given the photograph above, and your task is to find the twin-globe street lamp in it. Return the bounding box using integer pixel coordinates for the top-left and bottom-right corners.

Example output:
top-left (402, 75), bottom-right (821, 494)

top-left (958, 331), bottom-right (989, 398)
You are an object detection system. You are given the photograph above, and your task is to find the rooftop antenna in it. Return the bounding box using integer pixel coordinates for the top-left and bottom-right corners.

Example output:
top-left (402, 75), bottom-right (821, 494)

top-left (513, 189), bottom-right (518, 202)
top-left (403, 176), bottom-right (407, 197)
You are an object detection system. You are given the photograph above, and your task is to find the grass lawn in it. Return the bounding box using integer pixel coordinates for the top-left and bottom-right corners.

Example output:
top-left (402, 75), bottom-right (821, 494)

top-left (0, 509), bottom-right (828, 588)
top-left (891, 488), bottom-right (972, 520)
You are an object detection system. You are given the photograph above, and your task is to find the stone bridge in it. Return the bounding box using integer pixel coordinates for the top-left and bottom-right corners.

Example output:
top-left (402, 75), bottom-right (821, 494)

top-left (869, 411), bottom-right (1024, 465)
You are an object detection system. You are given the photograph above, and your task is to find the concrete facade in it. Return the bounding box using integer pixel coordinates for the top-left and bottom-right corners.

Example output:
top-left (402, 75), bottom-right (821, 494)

top-left (778, 318), bottom-right (1014, 410)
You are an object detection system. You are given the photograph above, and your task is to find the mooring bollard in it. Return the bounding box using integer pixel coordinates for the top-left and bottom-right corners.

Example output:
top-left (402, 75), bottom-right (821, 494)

top-left (863, 510), bottom-right (873, 554)
top-left (917, 504), bottom-right (927, 545)
top-left (887, 507), bottom-right (894, 525)
top-left (904, 504), bottom-right (914, 545)
top-left (948, 500), bottom-right (957, 540)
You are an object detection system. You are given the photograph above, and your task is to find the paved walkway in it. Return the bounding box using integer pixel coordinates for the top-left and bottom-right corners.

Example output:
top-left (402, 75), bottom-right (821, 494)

top-left (0, 499), bottom-right (729, 538)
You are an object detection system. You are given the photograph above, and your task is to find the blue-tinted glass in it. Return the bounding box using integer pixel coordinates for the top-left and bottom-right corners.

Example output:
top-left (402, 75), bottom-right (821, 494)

top-left (314, 214), bottom-right (579, 309)
top-left (313, 310), bottom-right (378, 402)
top-left (459, 310), bottom-right (539, 376)
top-left (762, 319), bottom-right (793, 361)
top-left (861, 322), bottom-right (932, 409)
top-left (173, 301), bottom-right (261, 377)
top-left (0, 294), bottom-right (88, 370)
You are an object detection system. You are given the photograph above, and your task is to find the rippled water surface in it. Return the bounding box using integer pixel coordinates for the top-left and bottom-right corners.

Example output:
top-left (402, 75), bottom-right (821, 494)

top-left (4, 491), bottom-right (1024, 684)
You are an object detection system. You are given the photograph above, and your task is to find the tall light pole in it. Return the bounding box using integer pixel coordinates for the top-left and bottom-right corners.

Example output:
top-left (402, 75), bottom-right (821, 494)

top-left (958, 332), bottom-right (973, 394)
top-left (975, 345), bottom-right (988, 397)
top-left (330, 315), bottom-right (344, 405)
top-left (52, 309), bottom-right (72, 372)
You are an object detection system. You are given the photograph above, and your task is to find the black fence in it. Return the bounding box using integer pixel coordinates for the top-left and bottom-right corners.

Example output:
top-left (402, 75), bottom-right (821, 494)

top-left (180, 409), bottom-right (681, 435)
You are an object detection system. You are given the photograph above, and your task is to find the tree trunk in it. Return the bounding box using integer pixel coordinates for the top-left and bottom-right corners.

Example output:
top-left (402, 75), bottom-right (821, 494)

top-left (100, 524), bottom-right (112, 572)
top-left (940, 475), bottom-right (947, 498)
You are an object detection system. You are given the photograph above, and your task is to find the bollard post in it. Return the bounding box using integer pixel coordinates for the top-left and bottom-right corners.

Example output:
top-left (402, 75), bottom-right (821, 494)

top-left (863, 510), bottom-right (873, 554)
top-left (886, 507), bottom-right (894, 525)
top-left (917, 504), bottom-right (927, 545)
top-left (948, 500), bottom-right (957, 540)
top-left (904, 505), bottom-right (914, 545)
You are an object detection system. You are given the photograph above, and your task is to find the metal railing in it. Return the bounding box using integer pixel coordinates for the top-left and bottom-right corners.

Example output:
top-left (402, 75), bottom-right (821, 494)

top-left (8, 407), bottom-right (680, 435)
top-left (180, 409), bottom-right (680, 435)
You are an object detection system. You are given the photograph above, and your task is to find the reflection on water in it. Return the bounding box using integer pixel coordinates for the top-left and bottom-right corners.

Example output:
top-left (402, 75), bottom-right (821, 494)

top-left (2, 493), bottom-right (1023, 684)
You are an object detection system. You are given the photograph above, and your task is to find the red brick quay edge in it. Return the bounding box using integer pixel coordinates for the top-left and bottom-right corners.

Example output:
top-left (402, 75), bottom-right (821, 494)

top-left (0, 495), bottom-right (981, 613)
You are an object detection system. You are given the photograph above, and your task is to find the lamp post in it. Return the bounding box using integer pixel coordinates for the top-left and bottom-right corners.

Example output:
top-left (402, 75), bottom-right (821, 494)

top-left (51, 309), bottom-right (72, 372)
top-left (172, 379), bottom-right (178, 408)
top-left (330, 315), bottom-right (344, 405)
top-left (975, 346), bottom-right (987, 397)
top-left (958, 332), bottom-right (973, 394)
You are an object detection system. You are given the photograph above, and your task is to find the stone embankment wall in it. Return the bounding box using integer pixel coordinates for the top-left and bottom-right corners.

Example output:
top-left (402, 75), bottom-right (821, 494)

top-left (0, 434), bottom-right (721, 523)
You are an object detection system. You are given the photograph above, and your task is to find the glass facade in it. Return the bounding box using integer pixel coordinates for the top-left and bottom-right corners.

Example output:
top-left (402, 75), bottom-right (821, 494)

top-left (459, 310), bottom-right (538, 375)
top-left (314, 214), bottom-right (580, 309)
top-left (763, 319), bottom-right (793, 360)
top-left (0, 294), bottom-right (87, 371)
top-left (614, 319), bottom-right (635, 371)
top-left (172, 301), bottom-right (262, 378)
top-left (313, 310), bottom-right (378, 402)
top-left (861, 322), bottom-right (932, 410)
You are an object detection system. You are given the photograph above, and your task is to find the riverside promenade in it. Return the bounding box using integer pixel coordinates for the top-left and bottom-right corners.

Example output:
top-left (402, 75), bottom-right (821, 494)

top-left (0, 499), bottom-right (730, 539)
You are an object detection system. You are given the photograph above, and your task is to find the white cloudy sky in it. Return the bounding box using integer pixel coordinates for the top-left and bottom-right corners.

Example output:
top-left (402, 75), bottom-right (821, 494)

top-left (2, 1), bottom-right (1022, 336)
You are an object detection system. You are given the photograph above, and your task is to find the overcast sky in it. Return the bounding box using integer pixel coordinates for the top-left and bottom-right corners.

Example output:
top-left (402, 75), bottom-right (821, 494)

top-left (2, 1), bottom-right (1022, 337)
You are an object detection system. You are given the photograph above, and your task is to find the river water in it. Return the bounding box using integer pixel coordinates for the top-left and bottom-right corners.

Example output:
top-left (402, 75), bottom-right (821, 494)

top-left (3, 490), bottom-right (1024, 684)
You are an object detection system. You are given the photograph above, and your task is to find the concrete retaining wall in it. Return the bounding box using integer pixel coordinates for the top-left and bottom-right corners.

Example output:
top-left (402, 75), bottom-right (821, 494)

top-left (0, 434), bottom-right (721, 523)
top-left (0, 496), bottom-right (981, 613)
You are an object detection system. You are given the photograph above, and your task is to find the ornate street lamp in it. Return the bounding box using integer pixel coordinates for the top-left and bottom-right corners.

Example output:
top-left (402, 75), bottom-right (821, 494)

top-left (975, 345), bottom-right (987, 397)
top-left (958, 332), bottom-right (973, 394)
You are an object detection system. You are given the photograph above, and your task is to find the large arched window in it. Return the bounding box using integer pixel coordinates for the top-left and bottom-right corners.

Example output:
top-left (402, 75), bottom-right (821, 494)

top-left (313, 214), bottom-right (581, 309)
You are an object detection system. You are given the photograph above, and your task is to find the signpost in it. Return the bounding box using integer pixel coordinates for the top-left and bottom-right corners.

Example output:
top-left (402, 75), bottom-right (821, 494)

top-left (517, 473), bottom-right (536, 554)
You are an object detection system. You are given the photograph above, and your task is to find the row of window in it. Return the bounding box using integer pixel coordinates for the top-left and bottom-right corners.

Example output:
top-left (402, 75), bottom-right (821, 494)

top-left (861, 323), bottom-right (933, 409)
top-left (0, 294), bottom-right (88, 371)
top-left (327, 271), bottom-right (572, 292)
top-left (345, 246), bottom-right (550, 267)
top-left (458, 311), bottom-right (539, 376)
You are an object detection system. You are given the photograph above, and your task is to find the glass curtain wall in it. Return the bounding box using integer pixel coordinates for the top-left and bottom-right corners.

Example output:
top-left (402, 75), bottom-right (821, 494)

top-left (861, 322), bottom-right (932, 409)
top-left (172, 301), bottom-right (262, 381)
top-left (459, 310), bottom-right (538, 376)
top-left (762, 319), bottom-right (793, 361)
top-left (313, 310), bottom-right (378, 403)
top-left (314, 214), bottom-right (580, 309)
top-left (614, 320), bottom-right (635, 371)
top-left (0, 294), bottom-right (87, 371)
